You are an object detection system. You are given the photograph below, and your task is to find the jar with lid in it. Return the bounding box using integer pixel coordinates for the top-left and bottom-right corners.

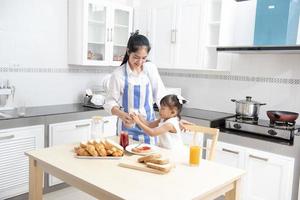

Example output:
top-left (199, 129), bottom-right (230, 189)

top-left (91, 116), bottom-right (104, 139)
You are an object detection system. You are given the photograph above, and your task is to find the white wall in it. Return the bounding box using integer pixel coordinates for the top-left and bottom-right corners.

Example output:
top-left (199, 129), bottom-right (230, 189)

top-left (0, 0), bottom-right (132, 107)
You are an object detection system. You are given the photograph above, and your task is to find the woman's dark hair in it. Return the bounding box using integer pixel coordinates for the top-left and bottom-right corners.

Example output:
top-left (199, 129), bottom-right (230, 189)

top-left (160, 94), bottom-right (184, 120)
top-left (120, 30), bottom-right (151, 66)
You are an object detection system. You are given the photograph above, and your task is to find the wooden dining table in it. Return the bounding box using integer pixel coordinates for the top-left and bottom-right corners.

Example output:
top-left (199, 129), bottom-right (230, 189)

top-left (26, 139), bottom-right (245, 200)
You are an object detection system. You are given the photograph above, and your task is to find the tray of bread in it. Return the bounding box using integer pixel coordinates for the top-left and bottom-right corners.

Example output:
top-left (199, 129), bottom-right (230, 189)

top-left (119, 154), bottom-right (174, 174)
top-left (74, 138), bottom-right (124, 159)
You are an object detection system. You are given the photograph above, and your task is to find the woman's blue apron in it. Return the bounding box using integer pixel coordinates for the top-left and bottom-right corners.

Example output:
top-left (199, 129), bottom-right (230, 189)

top-left (121, 65), bottom-right (157, 144)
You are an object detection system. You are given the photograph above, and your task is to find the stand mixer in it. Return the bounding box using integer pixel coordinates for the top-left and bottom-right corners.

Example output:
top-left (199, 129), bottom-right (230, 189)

top-left (0, 79), bottom-right (15, 110)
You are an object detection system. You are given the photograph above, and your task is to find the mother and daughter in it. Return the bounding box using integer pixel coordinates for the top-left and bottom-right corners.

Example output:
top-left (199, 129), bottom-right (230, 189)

top-left (104, 31), bottom-right (188, 151)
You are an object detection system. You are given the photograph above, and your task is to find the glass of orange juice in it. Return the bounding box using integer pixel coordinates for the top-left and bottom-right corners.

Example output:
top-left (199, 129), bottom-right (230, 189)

top-left (189, 133), bottom-right (202, 166)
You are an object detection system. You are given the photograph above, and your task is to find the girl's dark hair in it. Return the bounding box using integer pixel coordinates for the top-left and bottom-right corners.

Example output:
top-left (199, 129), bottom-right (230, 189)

top-left (160, 94), bottom-right (184, 120)
top-left (120, 30), bottom-right (151, 66)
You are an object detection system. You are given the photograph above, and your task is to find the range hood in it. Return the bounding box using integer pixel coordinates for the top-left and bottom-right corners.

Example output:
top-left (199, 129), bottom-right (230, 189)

top-left (216, 45), bottom-right (300, 53)
top-left (217, 0), bottom-right (300, 53)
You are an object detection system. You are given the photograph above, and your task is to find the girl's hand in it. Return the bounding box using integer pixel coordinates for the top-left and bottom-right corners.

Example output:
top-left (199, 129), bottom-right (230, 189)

top-left (179, 119), bottom-right (194, 132)
top-left (130, 113), bottom-right (141, 124)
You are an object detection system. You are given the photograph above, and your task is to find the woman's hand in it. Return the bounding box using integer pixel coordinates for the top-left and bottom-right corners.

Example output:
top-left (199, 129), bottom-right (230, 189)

top-left (121, 113), bottom-right (135, 128)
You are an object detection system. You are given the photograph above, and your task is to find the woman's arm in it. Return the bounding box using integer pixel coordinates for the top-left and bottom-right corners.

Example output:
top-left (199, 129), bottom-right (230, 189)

top-left (111, 106), bottom-right (134, 128)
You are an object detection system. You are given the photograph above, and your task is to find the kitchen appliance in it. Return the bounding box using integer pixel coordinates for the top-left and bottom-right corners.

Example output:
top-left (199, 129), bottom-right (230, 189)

top-left (225, 116), bottom-right (300, 144)
top-left (82, 87), bottom-right (105, 109)
top-left (0, 80), bottom-right (15, 110)
top-left (267, 110), bottom-right (299, 124)
top-left (231, 96), bottom-right (266, 119)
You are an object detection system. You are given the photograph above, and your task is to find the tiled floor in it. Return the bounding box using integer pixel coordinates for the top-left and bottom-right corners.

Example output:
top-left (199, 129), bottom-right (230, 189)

top-left (43, 187), bottom-right (96, 200)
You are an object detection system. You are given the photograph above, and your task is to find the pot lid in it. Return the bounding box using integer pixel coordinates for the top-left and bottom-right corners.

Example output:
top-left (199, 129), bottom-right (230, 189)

top-left (233, 96), bottom-right (264, 105)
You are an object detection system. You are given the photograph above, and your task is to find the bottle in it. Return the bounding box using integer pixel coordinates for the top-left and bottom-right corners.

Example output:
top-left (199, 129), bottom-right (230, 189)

top-left (91, 116), bottom-right (104, 139)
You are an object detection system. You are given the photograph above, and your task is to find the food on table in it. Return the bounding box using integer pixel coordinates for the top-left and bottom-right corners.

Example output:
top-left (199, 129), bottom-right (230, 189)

top-left (146, 157), bottom-right (169, 165)
top-left (132, 145), bottom-right (153, 154)
top-left (137, 153), bottom-right (161, 163)
top-left (74, 139), bottom-right (124, 157)
top-left (146, 162), bottom-right (172, 173)
top-left (137, 154), bottom-right (172, 173)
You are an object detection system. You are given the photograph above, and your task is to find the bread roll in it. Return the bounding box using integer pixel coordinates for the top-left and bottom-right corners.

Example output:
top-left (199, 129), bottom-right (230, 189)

top-left (86, 145), bottom-right (98, 156)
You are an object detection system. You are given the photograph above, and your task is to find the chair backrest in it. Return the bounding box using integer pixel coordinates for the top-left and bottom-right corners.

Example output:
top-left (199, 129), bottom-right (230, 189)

top-left (184, 124), bottom-right (219, 161)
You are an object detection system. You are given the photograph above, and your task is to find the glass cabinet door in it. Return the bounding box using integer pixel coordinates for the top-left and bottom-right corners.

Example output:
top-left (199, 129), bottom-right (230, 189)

top-left (113, 9), bottom-right (130, 62)
top-left (87, 3), bottom-right (107, 61)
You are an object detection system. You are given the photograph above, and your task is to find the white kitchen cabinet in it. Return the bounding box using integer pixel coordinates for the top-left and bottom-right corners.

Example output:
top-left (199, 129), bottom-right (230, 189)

top-left (48, 119), bottom-right (92, 186)
top-left (207, 140), bottom-right (294, 200)
top-left (244, 149), bottom-right (294, 200)
top-left (134, 0), bottom-right (204, 69)
top-left (146, 0), bottom-right (205, 69)
top-left (68, 0), bottom-right (133, 66)
top-left (0, 125), bottom-right (44, 199)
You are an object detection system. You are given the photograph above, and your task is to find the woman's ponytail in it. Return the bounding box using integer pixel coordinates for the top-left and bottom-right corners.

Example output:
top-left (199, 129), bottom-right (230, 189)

top-left (120, 30), bottom-right (151, 66)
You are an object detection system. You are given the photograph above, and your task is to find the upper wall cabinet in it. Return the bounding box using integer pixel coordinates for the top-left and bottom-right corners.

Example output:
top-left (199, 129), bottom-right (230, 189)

top-left (134, 0), bottom-right (229, 70)
top-left (68, 0), bottom-right (133, 66)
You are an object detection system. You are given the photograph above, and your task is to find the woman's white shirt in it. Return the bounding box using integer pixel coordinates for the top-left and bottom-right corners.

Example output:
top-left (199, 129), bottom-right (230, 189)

top-left (104, 62), bottom-right (166, 115)
top-left (157, 117), bottom-right (184, 150)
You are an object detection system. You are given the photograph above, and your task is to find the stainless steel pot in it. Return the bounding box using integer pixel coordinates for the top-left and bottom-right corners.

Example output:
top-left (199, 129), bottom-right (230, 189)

top-left (231, 96), bottom-right (266, 117)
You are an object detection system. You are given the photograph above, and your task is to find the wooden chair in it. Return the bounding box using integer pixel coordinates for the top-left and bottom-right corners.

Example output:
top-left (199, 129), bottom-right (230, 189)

top-left (183, 124), bottom-right (219, 161)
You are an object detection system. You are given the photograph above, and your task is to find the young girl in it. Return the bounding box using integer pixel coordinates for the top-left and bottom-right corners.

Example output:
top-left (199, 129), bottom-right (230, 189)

top-left (131, 94), bottom-right (185, 150)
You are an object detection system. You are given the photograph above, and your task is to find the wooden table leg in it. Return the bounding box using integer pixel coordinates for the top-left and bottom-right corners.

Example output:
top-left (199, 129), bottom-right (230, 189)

top-left (29, 158), bottom-right (43, 200)
top-left (225, 179), bottom-right (241, 200)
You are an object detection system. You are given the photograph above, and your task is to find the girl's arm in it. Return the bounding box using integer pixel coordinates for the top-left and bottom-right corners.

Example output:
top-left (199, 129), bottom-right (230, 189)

top-left (137, 115), bottom-right (160, 128)
top-left (132, 114), bottom-right (176, 136)
top-left (138, 122), bottom-right (176, 136)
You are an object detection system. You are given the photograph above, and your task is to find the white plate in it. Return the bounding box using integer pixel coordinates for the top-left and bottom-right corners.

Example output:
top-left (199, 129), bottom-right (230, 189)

top-left (75, 155), bottom-right (123, 159)
top-left (125, 144), bottom-right (158, 156)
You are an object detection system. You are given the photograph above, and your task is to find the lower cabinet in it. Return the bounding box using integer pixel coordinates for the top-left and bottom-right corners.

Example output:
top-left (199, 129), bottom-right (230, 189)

top-left (0, 125), bottom-right (44, 199)
top-left (207, 140), bottom-right (294, 200)
top-left (48, 119), bottom-right (92, 186)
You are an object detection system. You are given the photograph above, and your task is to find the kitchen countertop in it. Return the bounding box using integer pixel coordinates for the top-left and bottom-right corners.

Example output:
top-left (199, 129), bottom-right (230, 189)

top-left (181, 107), bottom-right (234, 120)
top-left (0, 104), bottom-right (235, 124)
top-left (0, 103), bottom-right (103, 120)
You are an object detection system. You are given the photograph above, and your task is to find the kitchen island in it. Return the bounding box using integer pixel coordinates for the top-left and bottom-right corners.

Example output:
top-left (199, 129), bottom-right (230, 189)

top-left (26, 140), bottom-right (245, 200)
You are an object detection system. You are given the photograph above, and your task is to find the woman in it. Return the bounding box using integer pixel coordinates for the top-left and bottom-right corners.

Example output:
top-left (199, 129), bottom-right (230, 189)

top-left (104, 31), bottom-right (167, 144)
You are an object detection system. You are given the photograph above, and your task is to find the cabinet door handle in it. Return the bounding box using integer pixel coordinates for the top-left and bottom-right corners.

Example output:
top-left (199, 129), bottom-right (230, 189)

top-left (174, 29), bottom-right (177, 43)
top-left (110, 28), bottom-right (113, 42)
top-left (0, 134), bottom-right (15, 141)
top-left (222, 148), bottom-right (239, 155)
top-left (107, 28), bottom-right (110, 42)
top-left (170, 29), bottom-right (175, 43)
top-left (75, 124), bottom-right (90, 128)
top-left (249, 154), bottom-right (268, 162)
